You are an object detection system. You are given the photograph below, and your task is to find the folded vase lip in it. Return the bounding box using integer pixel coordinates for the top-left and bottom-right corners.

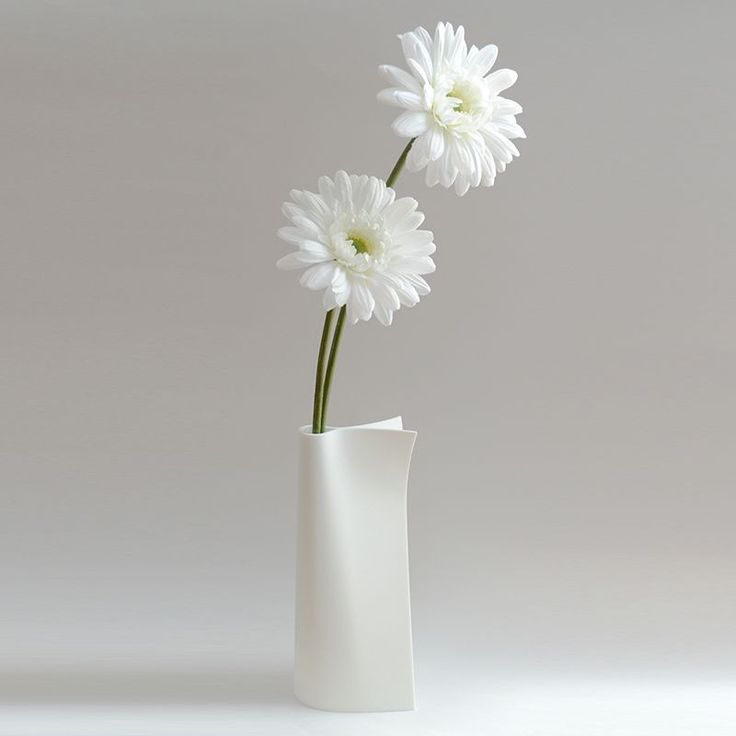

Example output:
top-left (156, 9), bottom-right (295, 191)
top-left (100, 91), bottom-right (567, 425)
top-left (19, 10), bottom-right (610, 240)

top-left (299, 416), bottom-right (416, 438)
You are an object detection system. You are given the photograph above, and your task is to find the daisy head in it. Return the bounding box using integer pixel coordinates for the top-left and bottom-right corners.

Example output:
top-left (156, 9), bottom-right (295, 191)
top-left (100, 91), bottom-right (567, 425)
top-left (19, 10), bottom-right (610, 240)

top-left (277, 171), bottom-right (435, 326)
top-left (378, 21), bottom-right (526, 195)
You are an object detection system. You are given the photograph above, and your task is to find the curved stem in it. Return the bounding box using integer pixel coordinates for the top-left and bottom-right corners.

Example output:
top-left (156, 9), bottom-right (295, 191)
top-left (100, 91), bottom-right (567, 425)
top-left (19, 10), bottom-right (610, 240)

top-left (386, 138), bottom-right (415, 189)
top-left (311, 308), bottom-right (335, 433)
top-left (319, 305), bottom-right (346, 432)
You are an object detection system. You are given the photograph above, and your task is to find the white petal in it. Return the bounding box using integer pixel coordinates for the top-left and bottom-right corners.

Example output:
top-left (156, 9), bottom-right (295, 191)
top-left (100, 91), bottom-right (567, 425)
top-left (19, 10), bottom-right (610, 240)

top-left (333, 284), bottom-right (352, 307)
top-left (373, 278), bottom-right (401, 311)
top-left (334, 285), bottom-right (350, 307)
top-left (276, 252), bottom-right (310, 271)
top-left (323, 288), bottom-right (339, 310)
top-left (290, 214), bottom-right (324, 239)
top-left (334, 170), bottom-right (352, 203)
top-left (277, 226), bottom-right (304, 244)
top-left (400, 31), bottom-right (433, 80)
top-left (427, 126), bottom-right (445, 161)
top-left (281, 202), bottom-right (304, 222)
top-left (425, 159), bottom-right (441, 187)
top-left (407, 57), bottom-right (429, 85)
top-left (395, 211), bottom-right (424, 232)
top-left (352, 175), bottom-right (384, 214)
top-left (276, 245), bottom-right (330, 270)
top-left (494, 120), bottom-right (526, 139)
top-left (463, 136), bottom-right (483, 187)
top-left (300, 262), bottom-right (338, 290)
top-left (378, 64), bottom-right (422, 93)
top-left (494, 96), bottom-right (523, 115)
top-left (387, 274), bottom-right (420, 306)
top-left (403, 273), bottom-right (431, 296)
top-left (382, 196), bottom-right (418, 229)
top-left (454, 175), bottom-right (471, 196)
top-left (415, 25), bottom-right (433, 50)
top-left (395, 255), bottom-right (436, 274)
top-left (480, 144), bottom-right (497, 186)
top-left (392, 110), bottom-right (431, 138)
top-left (422, 82), bottom-right (434, 108)
top-left (291, 189), bottom-right (331, 226)
top-left (432, 22), bottom-right (448, 75)
top-left (485, 68), bottom-right (518, 96)
top-left (317, 176), bottom-right (336, 208)
top-left (447, 24), bottom-right (467, 66)
top-left (438, 143), bottom-right (459, 187)
top-left (373, 300), bottom-right (393, 326)
top-left (394, 229), bottom-right (435, 254)
top-left (407, 131), bottom-right (431, 170)
top-left (377, 183), bottom-right (396, 210)
top-left (484, 129), bottom-right (520, 161)
top-left (471, 43), bottom-right (498, 76)
top-left (331, 267), bottom-right (348, 296)
top-left (377, 88), bottom-right (425, 110)
top-left (353, 280), bottom-right (375, 321)
top-left (300, 239), bottom-right (332, 260)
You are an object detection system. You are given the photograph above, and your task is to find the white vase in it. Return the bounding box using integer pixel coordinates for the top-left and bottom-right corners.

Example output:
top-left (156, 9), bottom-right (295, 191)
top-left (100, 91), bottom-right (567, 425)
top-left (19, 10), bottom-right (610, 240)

top-left (293, 416), bottom-right (417, 712)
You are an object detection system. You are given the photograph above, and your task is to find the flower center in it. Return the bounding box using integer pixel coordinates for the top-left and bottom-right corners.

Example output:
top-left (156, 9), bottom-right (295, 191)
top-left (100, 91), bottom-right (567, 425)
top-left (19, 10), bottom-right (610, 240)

top-left (329, 214), bottom-right (389, 274)
top-left (448, 84), bottom-right (473, 113)
top-left (348, 233), bottom-right (374, 255)
top-left (432, 77), bottom-right (491, 132)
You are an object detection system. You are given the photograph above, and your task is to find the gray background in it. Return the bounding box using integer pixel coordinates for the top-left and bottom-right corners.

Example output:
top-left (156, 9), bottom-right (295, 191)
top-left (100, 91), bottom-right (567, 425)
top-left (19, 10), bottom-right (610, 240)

top-left (2, 1), bottom-right (735, 734)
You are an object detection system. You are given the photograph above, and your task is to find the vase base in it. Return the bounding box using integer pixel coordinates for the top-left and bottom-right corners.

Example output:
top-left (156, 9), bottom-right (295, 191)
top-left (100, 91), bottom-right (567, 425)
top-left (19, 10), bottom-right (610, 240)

top-left (294, 688), bottom-right (416, 713)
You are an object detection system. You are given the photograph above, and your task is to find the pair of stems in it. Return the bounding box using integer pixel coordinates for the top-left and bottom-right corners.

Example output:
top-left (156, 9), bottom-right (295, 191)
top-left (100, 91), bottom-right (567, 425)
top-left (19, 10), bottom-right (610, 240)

top-left (311, 138), bottom-right (415, 433)
top-left (311, 305), bottom-right (345, 433)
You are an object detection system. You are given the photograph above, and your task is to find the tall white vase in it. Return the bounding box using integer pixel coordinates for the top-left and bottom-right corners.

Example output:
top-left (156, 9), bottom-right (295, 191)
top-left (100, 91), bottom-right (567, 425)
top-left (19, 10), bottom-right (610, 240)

top-left (294, 416), bottom-right (417, 712)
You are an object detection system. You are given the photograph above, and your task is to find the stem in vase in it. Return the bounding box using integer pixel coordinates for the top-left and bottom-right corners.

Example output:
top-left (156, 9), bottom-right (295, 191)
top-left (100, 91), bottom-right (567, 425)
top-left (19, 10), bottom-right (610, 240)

top-left (319, 304), bottom-right (347, 433)
top-left (311, 308), bottom-right (335, 434)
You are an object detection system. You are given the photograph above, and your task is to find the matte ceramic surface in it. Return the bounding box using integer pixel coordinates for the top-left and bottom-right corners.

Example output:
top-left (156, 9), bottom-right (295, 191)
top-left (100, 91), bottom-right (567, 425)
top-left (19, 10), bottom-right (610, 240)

top-left (294, 417), bottom-right (417, 712)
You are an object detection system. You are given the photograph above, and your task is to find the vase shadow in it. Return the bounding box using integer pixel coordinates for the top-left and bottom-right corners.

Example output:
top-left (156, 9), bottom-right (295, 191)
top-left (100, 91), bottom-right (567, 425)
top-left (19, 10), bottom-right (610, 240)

top-left (0, 665), bottom-right (298, 708)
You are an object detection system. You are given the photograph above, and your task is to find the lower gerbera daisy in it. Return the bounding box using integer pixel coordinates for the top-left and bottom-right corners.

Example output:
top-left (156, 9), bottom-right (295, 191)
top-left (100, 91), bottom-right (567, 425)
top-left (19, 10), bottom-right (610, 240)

top-left (277, 171), bottom-right (435, 326)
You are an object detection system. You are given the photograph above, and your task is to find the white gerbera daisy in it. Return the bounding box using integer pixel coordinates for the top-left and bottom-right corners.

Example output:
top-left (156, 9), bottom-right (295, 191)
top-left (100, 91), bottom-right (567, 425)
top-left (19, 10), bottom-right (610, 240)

top-left (378, 21), bottom-right (525, 195)
top-left (276, 171), bottom-right (435, 326)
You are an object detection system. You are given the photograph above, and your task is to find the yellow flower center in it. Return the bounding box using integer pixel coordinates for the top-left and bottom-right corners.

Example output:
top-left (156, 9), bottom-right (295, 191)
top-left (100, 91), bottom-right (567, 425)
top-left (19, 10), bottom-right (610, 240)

top-left (448, 84), bottom-right (473, 113)
top-left (348, 233), bottom-right (374, 255)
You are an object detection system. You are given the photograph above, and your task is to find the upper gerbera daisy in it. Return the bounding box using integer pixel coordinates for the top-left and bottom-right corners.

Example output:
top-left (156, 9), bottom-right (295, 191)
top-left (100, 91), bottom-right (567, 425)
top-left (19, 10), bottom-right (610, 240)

top-left (378, 22), bottom-right (525, 195)
top-left (277, 171), bottom-right (435, 326)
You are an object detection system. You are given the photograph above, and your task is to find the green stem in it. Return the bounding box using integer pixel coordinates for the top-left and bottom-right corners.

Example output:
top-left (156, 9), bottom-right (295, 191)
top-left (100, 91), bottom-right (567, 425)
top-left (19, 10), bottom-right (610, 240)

top-left (311, 139), bottom-right (416, 433)
top-left (386, 138), bottom-right (415, 189)
top-left (319, 305), bottom-right (346, 432)
top-left (311, 308), bottom-right (335, 433)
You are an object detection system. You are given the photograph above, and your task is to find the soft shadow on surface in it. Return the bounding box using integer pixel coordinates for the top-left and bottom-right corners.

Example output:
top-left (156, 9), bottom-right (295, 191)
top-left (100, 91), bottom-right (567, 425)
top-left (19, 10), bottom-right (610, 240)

top-left (0, 666), bottom-right (297, 706)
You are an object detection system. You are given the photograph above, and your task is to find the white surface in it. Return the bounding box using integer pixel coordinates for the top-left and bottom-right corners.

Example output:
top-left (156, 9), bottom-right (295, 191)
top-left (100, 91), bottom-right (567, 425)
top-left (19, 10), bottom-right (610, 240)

top-left (1, 673), bottom-right (734, 736)
top-left (295, 417), bottom-right (416, 711)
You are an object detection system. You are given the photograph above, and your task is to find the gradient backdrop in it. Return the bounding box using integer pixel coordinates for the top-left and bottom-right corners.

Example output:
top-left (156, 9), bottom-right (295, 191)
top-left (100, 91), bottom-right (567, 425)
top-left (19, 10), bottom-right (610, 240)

top-left (2, 1), bottom-right (735, 734)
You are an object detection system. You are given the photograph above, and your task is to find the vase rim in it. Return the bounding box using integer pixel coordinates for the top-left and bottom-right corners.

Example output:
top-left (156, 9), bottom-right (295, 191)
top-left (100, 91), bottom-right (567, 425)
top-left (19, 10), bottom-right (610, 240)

top-left (298, 416), bottom-right (416, 438)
